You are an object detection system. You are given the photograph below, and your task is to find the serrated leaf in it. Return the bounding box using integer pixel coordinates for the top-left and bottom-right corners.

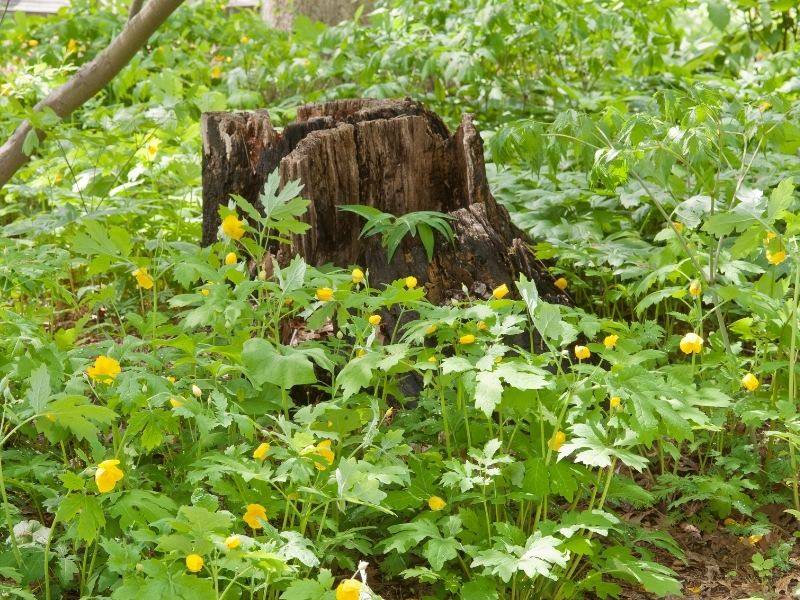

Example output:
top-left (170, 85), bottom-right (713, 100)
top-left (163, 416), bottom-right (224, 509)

top-left (275, 255), bottom-right (307, 295)
top-left (57, 493), bottom-right (106, 542)
top-left (767, 177), bottom-right (794, 222)
top-left (383, 519), bottom-right (441, 553)
top-left (25, 363), bottom-right (51, 414)
top-left (49, 396), bottom-right (117, 441)
top-left (140, 561), bottom-right (216, 600)
top-left (336, 353), bottom-right (382, 399)
top-left (475, 370), bottom-right (503, 417)
top-left (423, 536), bottom-right (461, 571)
top-left (471, 532), bottom-right (568, 582)
top-left (280, 579), bottom-right (326, 600)
top-left (109, 490), bottom-right (179, 529)
top-left (58, 471), bottom-right (85, 491)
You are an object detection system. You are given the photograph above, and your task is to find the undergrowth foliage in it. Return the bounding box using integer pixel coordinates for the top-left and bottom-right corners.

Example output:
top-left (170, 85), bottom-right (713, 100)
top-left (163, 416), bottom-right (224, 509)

top-left (2, 0), bottom-right (800, 598)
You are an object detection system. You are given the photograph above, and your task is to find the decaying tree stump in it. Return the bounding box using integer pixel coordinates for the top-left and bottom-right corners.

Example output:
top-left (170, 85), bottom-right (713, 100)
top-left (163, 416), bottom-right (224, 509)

top-left (201, 98), bottom-right (567, 306)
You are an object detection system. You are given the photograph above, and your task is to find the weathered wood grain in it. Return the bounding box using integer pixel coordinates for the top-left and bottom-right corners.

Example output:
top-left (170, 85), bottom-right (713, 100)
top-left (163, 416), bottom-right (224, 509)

top-left (201, 98), bottom-right (568, 306)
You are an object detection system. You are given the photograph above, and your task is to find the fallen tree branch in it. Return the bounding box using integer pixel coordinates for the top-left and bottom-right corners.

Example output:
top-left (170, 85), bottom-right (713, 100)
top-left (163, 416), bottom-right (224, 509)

top-left (0, 0), bottom-right (186, 190)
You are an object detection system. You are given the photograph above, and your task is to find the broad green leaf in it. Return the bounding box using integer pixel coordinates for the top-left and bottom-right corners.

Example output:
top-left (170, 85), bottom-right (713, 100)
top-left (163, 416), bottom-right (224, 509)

top-left (707, 3), bottom-right (730, 30)
top-left (171, 505), bottom-right (232, 536)
top-left (241, 339), bottom-right (317, 389)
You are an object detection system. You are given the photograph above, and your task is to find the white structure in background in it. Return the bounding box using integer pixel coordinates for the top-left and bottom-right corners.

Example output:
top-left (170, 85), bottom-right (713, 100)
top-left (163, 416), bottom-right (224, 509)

top-left (6, 0), bottom-right (259, 15)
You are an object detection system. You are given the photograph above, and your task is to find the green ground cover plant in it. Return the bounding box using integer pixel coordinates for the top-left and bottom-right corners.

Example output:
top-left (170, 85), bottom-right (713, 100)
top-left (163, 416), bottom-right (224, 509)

top-left (1, 0), bottom-right (800, 598)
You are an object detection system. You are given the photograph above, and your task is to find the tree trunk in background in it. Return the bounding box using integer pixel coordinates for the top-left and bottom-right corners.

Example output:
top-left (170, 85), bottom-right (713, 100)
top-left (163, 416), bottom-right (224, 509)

top-left (201, 98), bottom-right (568, 309)
top-left (261, 0), bottom-right (370, 29)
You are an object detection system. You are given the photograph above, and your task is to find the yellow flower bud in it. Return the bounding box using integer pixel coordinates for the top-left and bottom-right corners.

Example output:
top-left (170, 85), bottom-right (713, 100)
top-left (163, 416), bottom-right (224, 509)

top-left (492, 284), bottom-right (509, 299)
top-left (741, 373), bottom-right (759, 392)
top-left (689, 279), bottom-right (702, 296)
top-left (428, 496), bottom-right (446, 511)
top-left (368, 314), bottom-right (381, 326)
top-left (554, 277), bottom-right (568, 291)
top-left (352, 268), bottom-right (364, 284)
top-left (224, 535), bottom-right (240, 550)
top-left (253, 442), bottom-right (270, 460)
top-left (549, 431), bottom-right (566, 451)
top-left (316, 287), bottom-right (333, 302)
top-left (405, 276), bottom-right (417, 289)
top-left (459, 334), bottom-right (475, 344)
top-left (225, 252), bottom-right (237, 265)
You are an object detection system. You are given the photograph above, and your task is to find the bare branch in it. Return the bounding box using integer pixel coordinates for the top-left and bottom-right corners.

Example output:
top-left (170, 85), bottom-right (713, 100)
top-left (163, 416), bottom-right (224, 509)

top-left (128, 0), bottom-right (145, 22)
top-left (0, 0), bottom-right (186, 190)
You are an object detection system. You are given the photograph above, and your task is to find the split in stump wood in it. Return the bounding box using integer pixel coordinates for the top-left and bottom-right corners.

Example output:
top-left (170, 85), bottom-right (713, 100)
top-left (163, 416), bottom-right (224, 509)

top-left (201, 97), bottom-right (568, 308)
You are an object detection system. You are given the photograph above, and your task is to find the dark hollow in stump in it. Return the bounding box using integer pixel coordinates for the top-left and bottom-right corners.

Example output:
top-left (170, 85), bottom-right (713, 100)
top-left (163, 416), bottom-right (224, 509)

top-left (201, 97), bottom-right (568, 307)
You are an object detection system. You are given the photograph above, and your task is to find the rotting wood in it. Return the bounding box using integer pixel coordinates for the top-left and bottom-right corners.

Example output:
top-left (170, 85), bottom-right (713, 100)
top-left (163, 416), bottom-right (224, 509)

top-left (201, 98), bottom-right (568, 307)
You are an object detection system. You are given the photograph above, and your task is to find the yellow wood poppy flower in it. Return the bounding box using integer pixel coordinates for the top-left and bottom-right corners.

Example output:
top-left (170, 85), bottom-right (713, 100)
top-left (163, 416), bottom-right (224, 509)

top-left (574, 346), bottom-right (590, 359)
top-left (336, 579), bottom-right (363, 600)
top-left (679, 332), bottom-right (703, 354)
top-left (221, 215), bottom-right (245, 240)
top-left (243, 504), bottom-right (267, 529)
top-left (185, 554), bottom-right (203, 573)
top-left (87, 356), bottom-right (121, 383)
top-left (132, 267), bottom-right (154, 289)
top-left (95, 459), bottom-right (124, 493)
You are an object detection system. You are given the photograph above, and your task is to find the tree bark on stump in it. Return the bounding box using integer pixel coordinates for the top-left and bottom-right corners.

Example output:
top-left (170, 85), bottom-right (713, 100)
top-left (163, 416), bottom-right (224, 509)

top-left (201, 98), bottom-right (567, 307)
